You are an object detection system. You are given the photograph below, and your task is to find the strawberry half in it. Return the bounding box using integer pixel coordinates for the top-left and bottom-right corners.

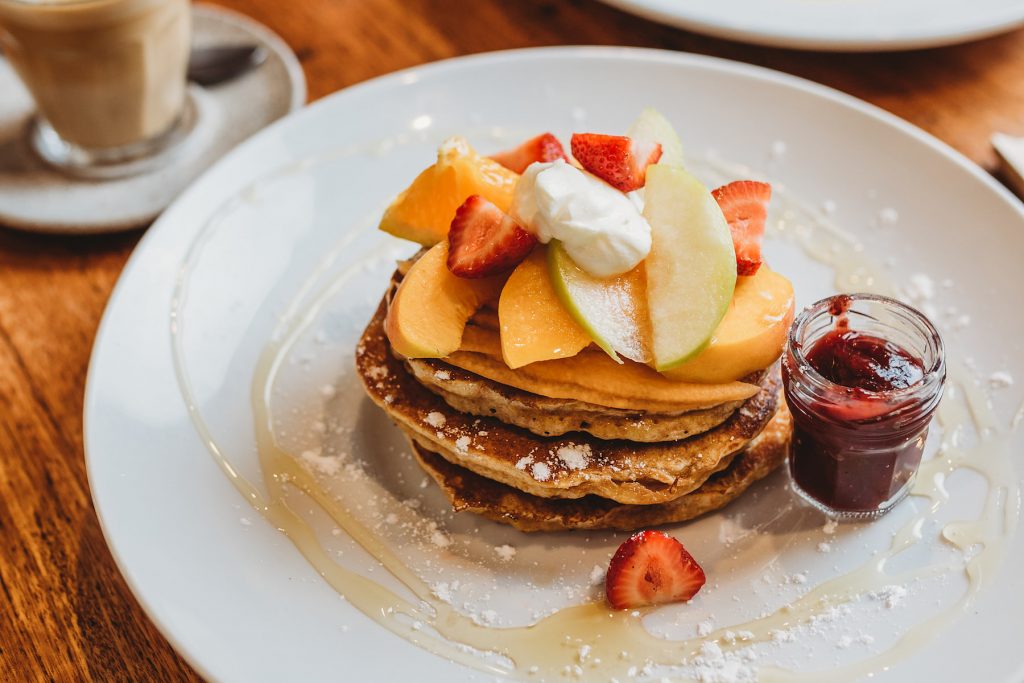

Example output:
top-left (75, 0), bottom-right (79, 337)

top-left (447, 195), bottom-right (537, 278)
top-left (569, 133), bottom-right (662, 192)
top-left (605, 530), bottom-right (706, 610)
top-left (712, 180), bottom-right (772, 277)
top-left (489, 133), bottom-right (567, 174)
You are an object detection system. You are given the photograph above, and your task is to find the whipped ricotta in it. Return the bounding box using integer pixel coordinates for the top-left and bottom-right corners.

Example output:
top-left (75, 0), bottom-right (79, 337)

top-left (510, 160), bottom-right (651, 277)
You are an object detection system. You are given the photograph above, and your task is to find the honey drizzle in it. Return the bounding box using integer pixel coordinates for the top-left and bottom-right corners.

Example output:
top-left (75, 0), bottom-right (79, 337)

top-left (169, 147), bottom-right (1021, 681)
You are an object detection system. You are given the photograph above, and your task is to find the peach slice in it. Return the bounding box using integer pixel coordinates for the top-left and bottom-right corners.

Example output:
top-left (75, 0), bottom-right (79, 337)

top-left (379, 137), bottom-right (519, 246)
top-left (498, 247), bottom-right (592, 369)
top-left (385, 242), bottom-right (505, 358)
top-left (663, 266), bottom-right (794, 383)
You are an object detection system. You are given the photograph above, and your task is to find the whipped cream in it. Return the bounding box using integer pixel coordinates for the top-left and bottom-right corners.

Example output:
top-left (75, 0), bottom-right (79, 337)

top-left (510, 160), bottom-right (651, 277)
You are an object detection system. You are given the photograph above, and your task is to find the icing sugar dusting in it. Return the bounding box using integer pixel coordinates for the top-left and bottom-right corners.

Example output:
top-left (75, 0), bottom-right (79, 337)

top-left (531, 461), bottom-right (552, 481)
top-left (554, 443), bottom-right (592, 470)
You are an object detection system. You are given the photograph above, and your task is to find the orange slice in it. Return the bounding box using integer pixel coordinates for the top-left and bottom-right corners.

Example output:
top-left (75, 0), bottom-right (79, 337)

top-left (379, 137), bottom-right (519, 246)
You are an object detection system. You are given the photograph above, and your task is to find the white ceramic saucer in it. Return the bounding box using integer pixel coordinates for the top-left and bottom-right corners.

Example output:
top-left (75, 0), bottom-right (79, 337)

top-left (0, 4), bottom-right (305, 235)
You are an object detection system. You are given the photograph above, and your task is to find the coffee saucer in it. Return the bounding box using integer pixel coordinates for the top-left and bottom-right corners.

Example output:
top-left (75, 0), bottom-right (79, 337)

top-left (0, 4), bottom-right (305, 234)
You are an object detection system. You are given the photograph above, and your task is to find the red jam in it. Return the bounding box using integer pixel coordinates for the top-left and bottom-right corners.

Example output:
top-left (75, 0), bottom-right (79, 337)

top-left (782, 294), bottom-right (945, 518)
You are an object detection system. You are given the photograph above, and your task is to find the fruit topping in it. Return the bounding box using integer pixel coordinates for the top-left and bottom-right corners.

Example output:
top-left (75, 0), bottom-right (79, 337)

top-left (379, 137), bottom-right (518, 247)
top-left (627, 108), bottom-right (684, 168)
top-left (644, 165), bottom-right (736, 371)
top-left (498, 247), bottom-right (593, 368)
top-left (385, 242), bottom-right (506, 359)
top-left (448, 195), bottom-right (537, 278)
top-left (661, 266), bottom-right (794, 383)
top-left (711, 180), bottom-right (771, 277)
top-left (490, 133), bottom-right (568, 174)
top-left (605, 530), bottom-right (706, 610)
top-left (547, 241), bottom-right (650, 364)
top-left (569, 133), bottom-right (663, 192)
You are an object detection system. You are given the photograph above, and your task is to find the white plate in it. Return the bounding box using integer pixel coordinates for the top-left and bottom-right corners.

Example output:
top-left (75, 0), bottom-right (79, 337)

top-left (85, 47), bottom-right (1024, 682)
top-left (598, 0), bottom-right (1024, 51)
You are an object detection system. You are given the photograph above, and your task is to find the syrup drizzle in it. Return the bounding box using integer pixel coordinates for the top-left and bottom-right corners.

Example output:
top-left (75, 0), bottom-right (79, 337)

top-left (169, 143), bottom-right (1020, 681)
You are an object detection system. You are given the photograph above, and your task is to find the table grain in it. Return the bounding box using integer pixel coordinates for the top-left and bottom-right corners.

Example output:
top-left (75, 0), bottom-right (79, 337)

top-left (2, 0), bottom-right (1023, 679)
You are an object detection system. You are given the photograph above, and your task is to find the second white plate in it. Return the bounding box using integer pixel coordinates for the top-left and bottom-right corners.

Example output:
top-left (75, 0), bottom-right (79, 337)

top-left (599, 0), bottom-right (1024, 51)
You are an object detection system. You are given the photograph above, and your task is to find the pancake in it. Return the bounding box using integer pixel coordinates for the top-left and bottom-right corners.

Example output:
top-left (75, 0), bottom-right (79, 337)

top-left (440, 348), bottom-right (760, 413)
top-left (408, 401), bottom-right (792, 532)
top-left (408, 356), bottom-right (744, 442)
top-left (356, 297), bottom-right (782, 505)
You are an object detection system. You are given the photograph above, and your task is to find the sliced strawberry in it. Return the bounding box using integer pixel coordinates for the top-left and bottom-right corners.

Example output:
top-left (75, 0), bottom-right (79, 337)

top-left (489, 133), bottom-right (568, 174)
top-left (447, 195), bottom-right (537, 278)
top-left (569, 133), bottom-right (662, 192)
top-left (712, 180), bottom-right (772, 277)
top-left (605, 530), bottom-right (706, 610)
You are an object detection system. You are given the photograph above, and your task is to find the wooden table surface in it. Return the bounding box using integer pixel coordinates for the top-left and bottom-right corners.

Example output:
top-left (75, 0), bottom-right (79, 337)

top-left (3, 0), bottom-right (1023, 679)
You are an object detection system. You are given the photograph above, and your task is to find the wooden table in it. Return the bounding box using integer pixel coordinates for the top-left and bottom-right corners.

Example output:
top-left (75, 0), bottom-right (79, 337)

top-left (2, 1), bottom-right (1022, 679)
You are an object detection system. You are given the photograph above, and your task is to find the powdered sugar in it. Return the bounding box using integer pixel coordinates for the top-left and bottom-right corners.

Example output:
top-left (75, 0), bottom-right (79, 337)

top-left (878, 207), bottom-right (899, 225)
top-left (424, 411), bottom-right (446, 428)
top-left (868, 584), bottom-right (907, 609)
top-left (495, 544), bottom-right (517, 561)
top-left (554, 443), bottom-right (592, 470)
top-left (429, 529), bottom-right (451, 548)
top-left (300, 448), bottom-right (342, 476)
top-left (989, 371), bottom-right (1014, 389)
top-left (531, 461), bottom-right (552, 481)
top-left (687, 640), bottom-right (758, 683)
top-left (365, 365), bottom-right (388, 381)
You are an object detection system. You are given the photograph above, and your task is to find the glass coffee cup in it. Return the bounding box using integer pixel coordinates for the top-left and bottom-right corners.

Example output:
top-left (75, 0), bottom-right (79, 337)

top-left (0, 0), bottom-right (191, 178)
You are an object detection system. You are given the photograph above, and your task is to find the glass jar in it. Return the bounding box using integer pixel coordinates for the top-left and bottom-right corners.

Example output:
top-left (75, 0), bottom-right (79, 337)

top-left (0, 0), bottom-right (192, 178)
top-left (782, 293), bottom-right (945, 519)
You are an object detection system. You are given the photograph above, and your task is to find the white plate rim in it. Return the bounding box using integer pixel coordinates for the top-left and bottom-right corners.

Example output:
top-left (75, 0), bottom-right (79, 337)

top-left (597, 0), bottom-right (1024, 51)
top-left (83, 45), bottom-right (1024, 681)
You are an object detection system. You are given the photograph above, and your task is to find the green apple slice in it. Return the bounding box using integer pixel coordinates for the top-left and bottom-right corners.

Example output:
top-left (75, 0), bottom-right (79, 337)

top-left (627, 108), bottom-right (684, 167)
top-left (643, 164), bottom-right (736, 371)
top-left (547, 240), bottom-right (651, 364)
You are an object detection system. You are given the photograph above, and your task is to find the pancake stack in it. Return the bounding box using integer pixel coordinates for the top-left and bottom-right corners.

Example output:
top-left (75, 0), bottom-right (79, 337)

top-left (356, 272), bottom-right (792, 533)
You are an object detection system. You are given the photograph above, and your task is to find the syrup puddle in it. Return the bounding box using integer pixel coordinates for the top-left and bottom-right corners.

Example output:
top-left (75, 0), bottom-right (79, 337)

top-left (170, 138), bottom-right (1020, 681)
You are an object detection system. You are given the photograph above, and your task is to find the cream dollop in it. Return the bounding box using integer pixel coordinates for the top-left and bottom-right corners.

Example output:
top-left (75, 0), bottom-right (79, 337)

top-left (510, 160), bottom-right (651, 277)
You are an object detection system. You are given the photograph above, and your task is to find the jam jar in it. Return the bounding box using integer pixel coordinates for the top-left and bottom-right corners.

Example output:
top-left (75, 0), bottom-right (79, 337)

top-left (782, 293), bottom-right (945, 519)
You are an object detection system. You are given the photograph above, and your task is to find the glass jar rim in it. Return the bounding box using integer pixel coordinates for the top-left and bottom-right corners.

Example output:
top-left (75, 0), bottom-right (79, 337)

top-left (787, 292), bottom-right (945, 403)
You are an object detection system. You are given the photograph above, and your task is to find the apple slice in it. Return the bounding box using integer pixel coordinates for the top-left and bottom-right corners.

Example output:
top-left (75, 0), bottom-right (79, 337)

top-left (662, 266), bottom-right (795, 383)
top-left (547, 240), bottom-right (651, 364)
top-left (498, 246), bottom-right (593, 368)
top-left (385, 242), bottom-right (505, 358)
top-left (643, 164), bottom-right (736, 371)
top-left (627, 108), bottom-right (684, 167)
